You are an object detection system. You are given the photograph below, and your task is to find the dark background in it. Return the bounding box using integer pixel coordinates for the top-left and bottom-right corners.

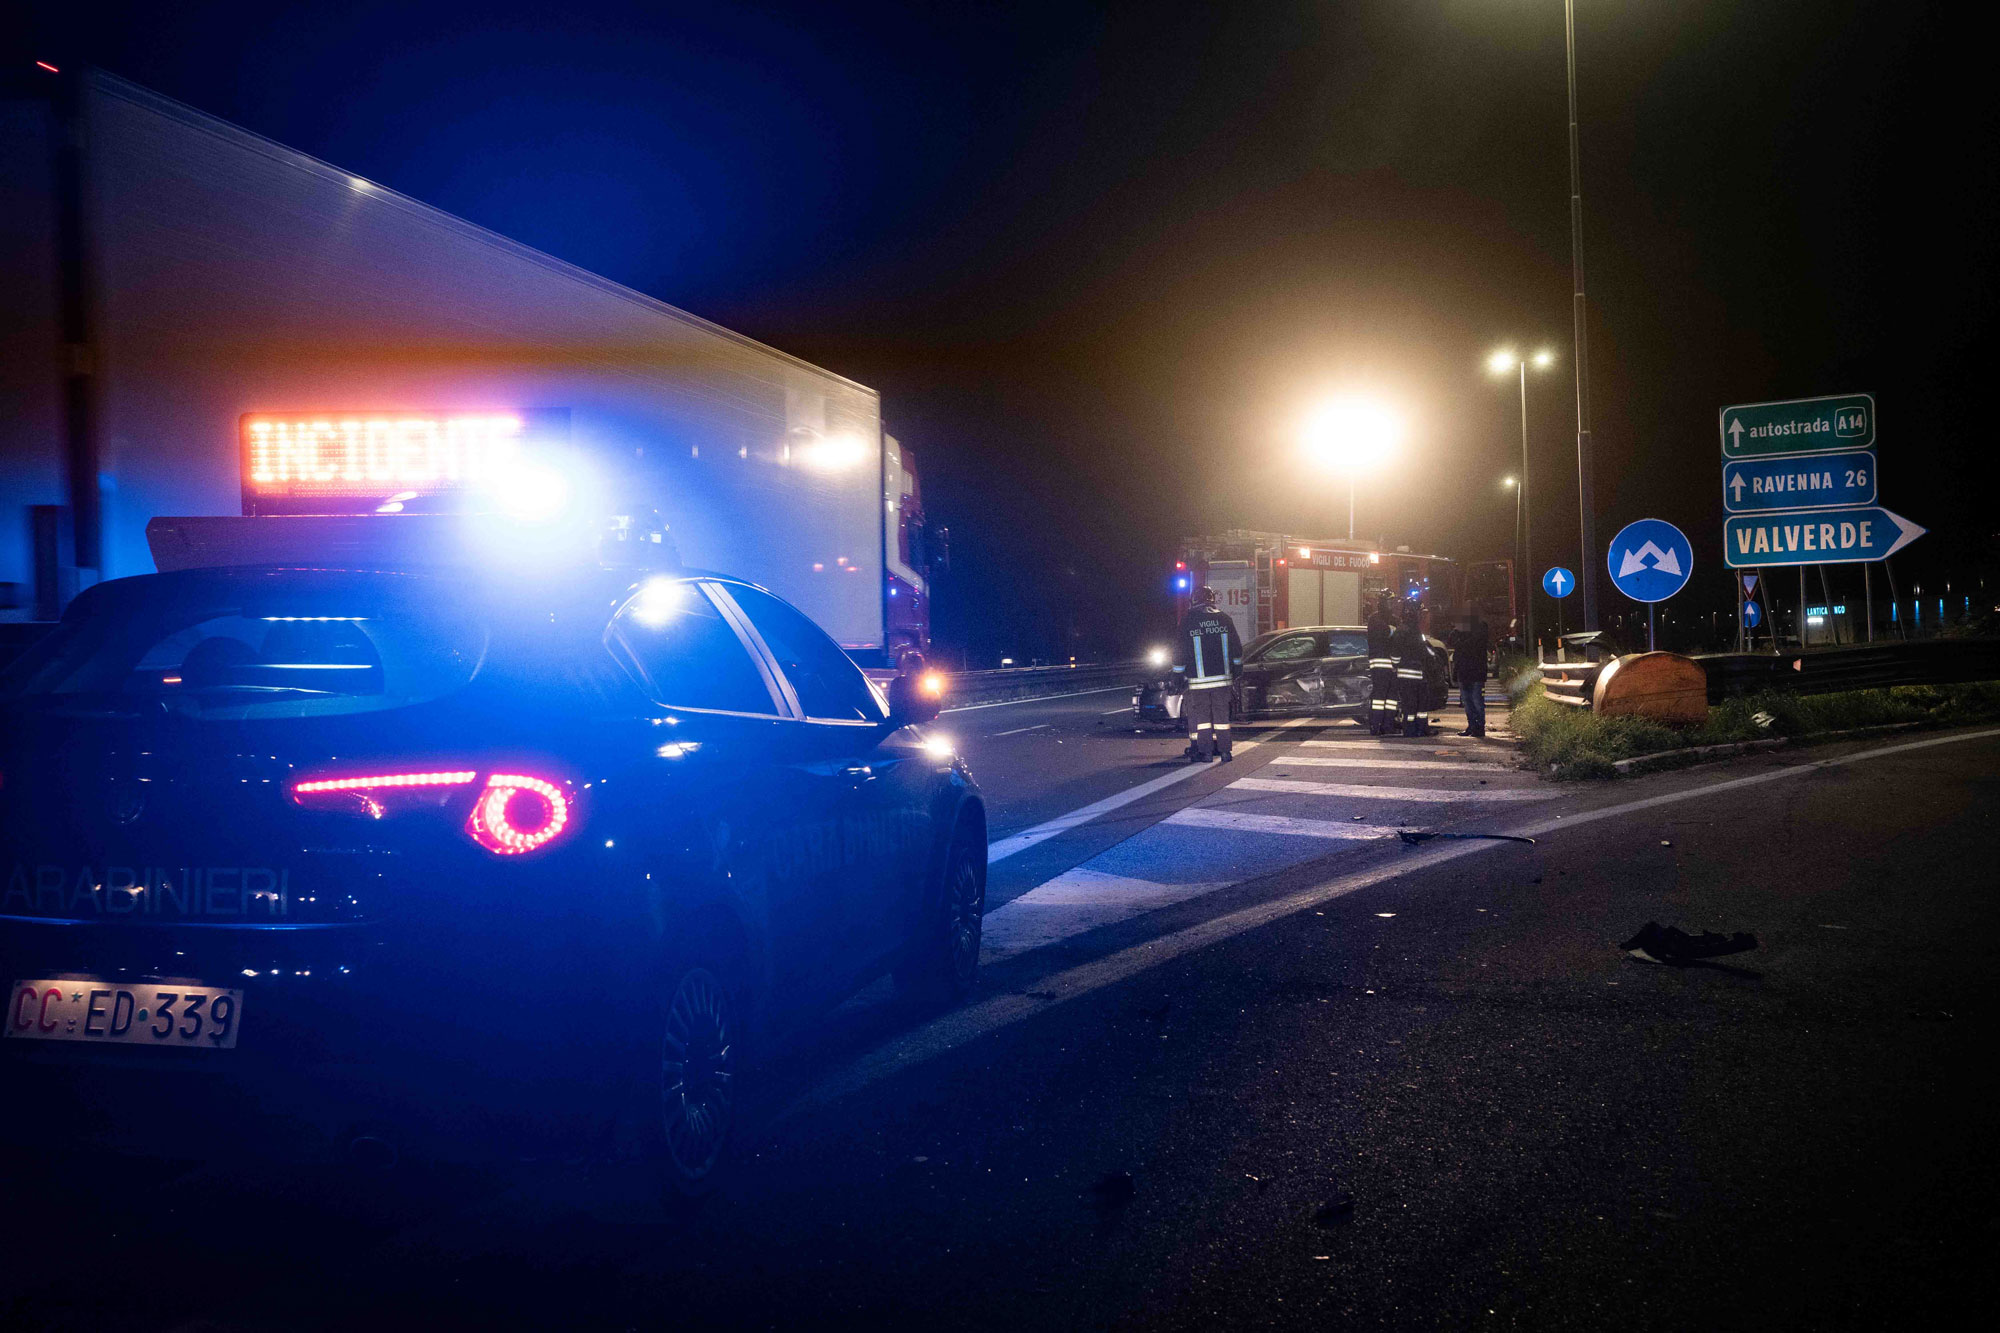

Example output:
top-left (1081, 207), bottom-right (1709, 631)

top-left (14, 1), bottom-right (1992, 663)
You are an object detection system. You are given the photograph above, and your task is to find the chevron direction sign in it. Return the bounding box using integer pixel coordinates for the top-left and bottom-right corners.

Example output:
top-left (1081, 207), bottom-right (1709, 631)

top-left (1607, 518), bottom-right (1693, 604)
top-left (1722, 507), bottom-right (1926, 569)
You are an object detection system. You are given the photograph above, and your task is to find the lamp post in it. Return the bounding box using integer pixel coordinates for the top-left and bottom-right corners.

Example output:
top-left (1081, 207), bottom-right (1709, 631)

top-left (1502, 475), bottom-right (1520, 642)
top-left (1302, 399), bottom-right (1401, 541)
top-left (1564, 0), bottom-right (1600, 631)
top-left (1487, 348), bottom-right (1554, 656)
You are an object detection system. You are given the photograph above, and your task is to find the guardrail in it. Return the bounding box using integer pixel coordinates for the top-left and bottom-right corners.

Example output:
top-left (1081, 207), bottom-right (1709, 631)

top-left (1696, 639), bottom-right (2000, 702)
top-left (939, 660), bottom-right (1146, 708)
top-left (1536, 659), bottom-right (1606, 708)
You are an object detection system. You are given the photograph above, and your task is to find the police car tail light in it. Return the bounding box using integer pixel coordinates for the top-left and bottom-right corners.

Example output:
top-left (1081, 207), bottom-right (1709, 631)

top-left (290, 769), bottom-right (479, 817)
top-left (466, 774), bottom-right (571, 856)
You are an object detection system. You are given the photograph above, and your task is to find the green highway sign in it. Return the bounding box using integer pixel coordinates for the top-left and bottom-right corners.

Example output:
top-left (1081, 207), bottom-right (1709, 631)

top-left (1720, 392), bottom-right (1874, 459)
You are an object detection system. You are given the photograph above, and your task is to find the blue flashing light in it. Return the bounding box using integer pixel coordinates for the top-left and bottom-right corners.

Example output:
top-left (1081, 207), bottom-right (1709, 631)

top-left (1173, 575), bottom-right (1190, 591)
top-left (1892, 601), bottom-right (1899, 622)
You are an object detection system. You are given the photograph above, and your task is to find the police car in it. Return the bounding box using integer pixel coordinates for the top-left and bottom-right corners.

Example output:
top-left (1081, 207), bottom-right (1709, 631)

top-left (1, 501), bottom-right (986, 1194)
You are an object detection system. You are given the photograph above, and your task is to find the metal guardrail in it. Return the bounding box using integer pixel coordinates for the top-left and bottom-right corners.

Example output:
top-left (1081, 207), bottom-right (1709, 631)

top-left (1695, 639), bottom-right (2000, 703)
top-left (939, 660), bottom-right (1145, 707)
top-left (1536, 659), bottom-right (1606, 708)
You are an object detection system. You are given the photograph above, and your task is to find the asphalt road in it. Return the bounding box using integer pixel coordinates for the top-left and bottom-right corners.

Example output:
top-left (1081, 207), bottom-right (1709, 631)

top-left (5, 715), bottom-right (1995, 1331)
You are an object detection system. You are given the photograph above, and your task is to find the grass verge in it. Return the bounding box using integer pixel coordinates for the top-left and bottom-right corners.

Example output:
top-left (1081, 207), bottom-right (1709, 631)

top-left (1510, 680), bottom-right (2000, 779)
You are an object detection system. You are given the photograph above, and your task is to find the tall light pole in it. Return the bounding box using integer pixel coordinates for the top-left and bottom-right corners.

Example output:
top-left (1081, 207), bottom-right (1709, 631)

top-left (1302, 398), bottom-right (1402, 541)
top-left (1488, 348), bottom-right (1554, 655)
top-left (1565, 0), bottom-right (1600, 631)
top-left (1502, 475), bottom-right (1521, 641)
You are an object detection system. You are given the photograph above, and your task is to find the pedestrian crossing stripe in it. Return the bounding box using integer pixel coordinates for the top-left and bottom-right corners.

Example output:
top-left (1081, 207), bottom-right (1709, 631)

top-left (1229, 777), bottom-right (1551, 802)
top-left (1162, 808), bottom-right (1404, 839)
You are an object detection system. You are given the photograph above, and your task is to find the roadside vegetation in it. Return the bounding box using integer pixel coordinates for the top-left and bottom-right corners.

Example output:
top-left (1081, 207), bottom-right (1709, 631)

top-left (1508, 679), bottom-right (2000, 779)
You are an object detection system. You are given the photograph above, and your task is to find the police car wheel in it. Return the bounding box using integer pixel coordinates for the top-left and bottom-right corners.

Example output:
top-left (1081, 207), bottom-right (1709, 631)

top-left (654, 961), bottom-right (740, 1197)
top-left (897, 834), bottom-right (985, 1006)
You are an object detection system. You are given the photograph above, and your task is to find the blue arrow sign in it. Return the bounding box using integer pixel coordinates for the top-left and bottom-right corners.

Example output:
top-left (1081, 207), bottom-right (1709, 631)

top-left (1607, 518), bottom-right (1693, 604)
top-left (1723, 506), bottom-right (1926, 569)
top-left (1723, 450), bottom-right (1876, 514)
top-left (1541, 566), bottom-right (1575, 599)
top-left (1743, 601), bottom-right (1762, 628)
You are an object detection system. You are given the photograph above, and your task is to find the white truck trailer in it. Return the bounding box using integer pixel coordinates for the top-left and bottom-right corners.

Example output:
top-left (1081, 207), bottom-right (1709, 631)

top-left (0, 69), bottom-right (938, 664)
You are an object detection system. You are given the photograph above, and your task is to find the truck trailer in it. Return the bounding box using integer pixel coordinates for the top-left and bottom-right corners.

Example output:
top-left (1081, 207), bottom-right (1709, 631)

top-left (0, 68), bottom-right (939, 665)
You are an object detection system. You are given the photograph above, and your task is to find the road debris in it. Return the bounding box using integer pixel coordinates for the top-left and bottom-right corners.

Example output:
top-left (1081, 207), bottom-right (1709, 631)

top-left (1619, 921), bottom-right (1758, 965)
top-left (1313, 1193), bottom-right (1356, 1225)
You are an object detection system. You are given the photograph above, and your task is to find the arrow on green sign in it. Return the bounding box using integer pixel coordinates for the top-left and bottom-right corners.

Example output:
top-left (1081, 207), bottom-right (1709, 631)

top-left (1720, 393), bottom-right (1874, 458)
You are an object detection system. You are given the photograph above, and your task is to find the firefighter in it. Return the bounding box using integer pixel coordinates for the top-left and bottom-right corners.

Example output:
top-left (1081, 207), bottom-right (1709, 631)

top-left (1394, 599), bottom-right (1431, 738)
top-left (1365, 593), bottom-right (1397, 735)
top-left (1175, 585), bottom-right (1238, 763)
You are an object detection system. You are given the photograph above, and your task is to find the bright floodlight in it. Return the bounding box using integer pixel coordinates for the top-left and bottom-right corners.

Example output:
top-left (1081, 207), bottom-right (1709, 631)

top-left (1302, 399), bottom-right (1401, 473)
top-left (1502, 475), bottom-right (1518, 488)
top-left (1532, 349), bottom-right (1556, 369)
top-left (1486, 349), bottom-right (1518, 376)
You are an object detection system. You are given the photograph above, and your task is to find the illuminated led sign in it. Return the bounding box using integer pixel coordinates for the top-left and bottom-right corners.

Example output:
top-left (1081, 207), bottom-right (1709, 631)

top-left (239, 412), bottom-right (569, 515)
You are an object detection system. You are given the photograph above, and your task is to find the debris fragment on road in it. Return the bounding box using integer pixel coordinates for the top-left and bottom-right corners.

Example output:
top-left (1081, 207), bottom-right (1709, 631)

top-left (1619, 921), bottom-right (1759, 965)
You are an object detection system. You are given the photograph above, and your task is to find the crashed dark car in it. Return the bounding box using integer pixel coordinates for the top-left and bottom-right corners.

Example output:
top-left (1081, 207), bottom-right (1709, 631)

top-left (1133, 625), bottom-right (1451, 724)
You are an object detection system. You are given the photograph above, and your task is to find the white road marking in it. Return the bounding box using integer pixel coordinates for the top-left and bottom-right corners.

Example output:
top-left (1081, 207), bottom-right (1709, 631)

top-left (991, 724), bottom-right (1050, 737)
top-left (980, 869), bottom-right (1232, 959)
top-left (787, 727), bottom-right (2000, 1117)
top-left (1101, 705), bottom-right (1136, 714)
top-left (985, 717), bottom-right (1320, 863)
top-left (941, 684), bottom-right (1129, 714)
top-left (1163, 808), bottom-right (1402, 840)
top-left (1231, 777), bottom-right (1550, 802)
top-left (1266, 755), bottom-right (1508, 771)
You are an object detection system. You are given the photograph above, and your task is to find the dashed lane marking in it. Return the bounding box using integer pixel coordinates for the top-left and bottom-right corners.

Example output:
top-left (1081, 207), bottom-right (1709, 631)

top-left (941, 684), bottom-right (1129, 714)
top-left (786, 727), bottom-right (2000, 1117)
top-left (990, 724), bottom-right (1051, 737)
top-left (1230, 777), bottom-right (1551, 802)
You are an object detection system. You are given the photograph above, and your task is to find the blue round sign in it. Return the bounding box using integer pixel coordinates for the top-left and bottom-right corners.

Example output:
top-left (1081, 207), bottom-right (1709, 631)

top-left (1606, 518), bottom-right (1694, 604)
top-left (1541, 566), bottom-right (1576, 599)
top-left (1743, 601), bottom-right (1762, 628)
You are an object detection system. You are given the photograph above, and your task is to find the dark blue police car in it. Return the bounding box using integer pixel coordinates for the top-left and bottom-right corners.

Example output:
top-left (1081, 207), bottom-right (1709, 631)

top-left (1, 515), bottom-right (986, 1194)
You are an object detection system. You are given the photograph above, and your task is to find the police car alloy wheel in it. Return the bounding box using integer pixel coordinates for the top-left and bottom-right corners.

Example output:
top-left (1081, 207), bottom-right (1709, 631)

top-left (657, 963), bottom-right (739, 1194)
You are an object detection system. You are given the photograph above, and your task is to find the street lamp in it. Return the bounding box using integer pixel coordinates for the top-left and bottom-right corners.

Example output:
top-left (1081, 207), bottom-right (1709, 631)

top-left (1302, 398), bottom-right (1401, 540)
top-left (1487, 348), bottom-right (1555, 657)
top-left (1501, 475), bottom-right (1521, 636)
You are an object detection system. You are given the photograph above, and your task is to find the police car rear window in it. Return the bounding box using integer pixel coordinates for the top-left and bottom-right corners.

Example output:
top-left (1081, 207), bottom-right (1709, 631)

top-left (1, 582), bottom-right (487, 720)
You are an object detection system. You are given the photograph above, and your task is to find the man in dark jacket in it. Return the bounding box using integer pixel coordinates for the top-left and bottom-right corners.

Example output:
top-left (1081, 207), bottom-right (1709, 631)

top-left (1175, 585), bottom-right (1238, 762)
top-left (1449, 611), bottom-right (1491, 737)
top-left (1393, 601), bottom-right (1431, 738)
top-left (1365, 594), bottom-right (1397, 735)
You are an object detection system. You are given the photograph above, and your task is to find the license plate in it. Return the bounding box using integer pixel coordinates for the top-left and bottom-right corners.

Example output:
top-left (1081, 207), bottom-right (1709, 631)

top-left (7, 979), bottom-right (243, 1050)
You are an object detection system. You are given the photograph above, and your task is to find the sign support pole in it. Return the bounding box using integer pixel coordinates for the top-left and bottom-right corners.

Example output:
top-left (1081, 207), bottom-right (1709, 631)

top-left (1864, 563), bottom-right (1874, 643)
top-left (1883, 559), bottom-right (1907, 642)
top-left (1647, 603), bottom-right (1655, 652)
top-left (1798, 565), bottom-right (1807, 649)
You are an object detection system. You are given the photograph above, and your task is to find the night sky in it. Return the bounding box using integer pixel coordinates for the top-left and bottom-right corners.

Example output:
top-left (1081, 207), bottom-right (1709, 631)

top-left (18, 1), bottom-right (1992, 662)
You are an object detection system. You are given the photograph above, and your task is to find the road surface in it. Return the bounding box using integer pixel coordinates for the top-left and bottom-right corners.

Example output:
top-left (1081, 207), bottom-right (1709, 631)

top-left (4, 696), bottom-right (1992, 1331)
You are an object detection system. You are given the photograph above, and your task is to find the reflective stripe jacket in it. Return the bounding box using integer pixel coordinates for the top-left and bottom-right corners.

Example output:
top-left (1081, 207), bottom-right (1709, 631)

top-left (1176, 609), bottom-right (1237, 688)
top-left (1365, 612), bottom-right (1394, 672)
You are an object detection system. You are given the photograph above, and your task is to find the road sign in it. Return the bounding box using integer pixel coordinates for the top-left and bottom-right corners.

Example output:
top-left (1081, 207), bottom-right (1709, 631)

top-left (1607, 518), bottom-right (1694, 603)
top-left (1722, 506), bottom-right (1926, 568)
top-left (1722, 449), bottom-right (1876, 513)
top-left (1740, 573), bottom-right (1758, 597)
top-left (1542, 566), bottom-right (1575, 599)
top-left (1720, 392), bottom-right (1873, 459)
top-left (1743, 601), bottom-right (1762, 628)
